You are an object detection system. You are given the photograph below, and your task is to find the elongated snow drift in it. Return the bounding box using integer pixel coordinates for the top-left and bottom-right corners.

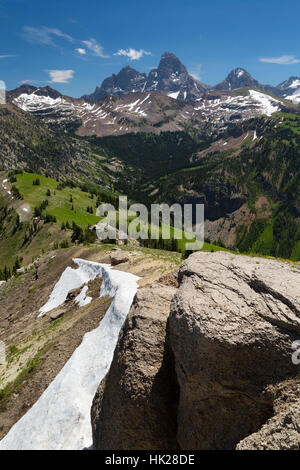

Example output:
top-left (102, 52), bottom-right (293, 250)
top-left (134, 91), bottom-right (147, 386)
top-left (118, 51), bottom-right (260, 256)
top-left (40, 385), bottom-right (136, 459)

top-left (0, 259), bottom-right (140, 450)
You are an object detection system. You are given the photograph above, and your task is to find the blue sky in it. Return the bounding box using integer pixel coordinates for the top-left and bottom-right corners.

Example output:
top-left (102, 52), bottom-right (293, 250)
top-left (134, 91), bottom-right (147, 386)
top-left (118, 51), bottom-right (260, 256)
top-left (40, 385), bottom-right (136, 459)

top-left (0, 0), bottom-right (300, 97)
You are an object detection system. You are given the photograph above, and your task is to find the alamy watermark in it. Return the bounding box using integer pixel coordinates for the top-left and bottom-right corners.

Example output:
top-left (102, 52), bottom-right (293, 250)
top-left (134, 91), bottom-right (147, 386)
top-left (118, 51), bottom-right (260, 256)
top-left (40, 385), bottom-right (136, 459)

top-left (292, 341), bottom-right (300, 365)
top-left (0, 80), bottom-right (6, 105)
top-left (95, 197), bottom-right (204, 251)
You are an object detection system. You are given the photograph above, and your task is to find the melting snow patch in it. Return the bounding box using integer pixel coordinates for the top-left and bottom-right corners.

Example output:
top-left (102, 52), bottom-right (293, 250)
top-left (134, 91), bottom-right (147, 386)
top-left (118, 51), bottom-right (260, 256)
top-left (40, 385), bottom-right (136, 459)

top-left (0, 259), bottom-right (140, 450)
top-left (75, 285), bottom-right (92, 307)
top-left (249, 90), bottom-right (280, 116)
top-left (288, 79), bottom-right (300, 89)
top-left (38, 260), bottom-right (102, 317)
top-left (168, 91), bottom-right (180, 100)
top-left (285, 89), bottom-right (300, 104)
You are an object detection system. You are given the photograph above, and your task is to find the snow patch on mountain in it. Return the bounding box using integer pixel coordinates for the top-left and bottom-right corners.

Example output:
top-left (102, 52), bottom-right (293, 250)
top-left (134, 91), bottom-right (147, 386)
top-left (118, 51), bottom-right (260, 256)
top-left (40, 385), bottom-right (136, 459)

top-left (285, 90), bottom-right (300, 104)
top-left (75, 285), bottom-right (92, 307)
top-left (38, 260), bottom-right (102, 316)
top-left (288, 79), bottom-right (300, 89)
top-left (168, 91), bottom-right (180, 99)
top-left (248, 90), bottom-right (280, 116)
top-left (0, 259), bottom-right (140, 450)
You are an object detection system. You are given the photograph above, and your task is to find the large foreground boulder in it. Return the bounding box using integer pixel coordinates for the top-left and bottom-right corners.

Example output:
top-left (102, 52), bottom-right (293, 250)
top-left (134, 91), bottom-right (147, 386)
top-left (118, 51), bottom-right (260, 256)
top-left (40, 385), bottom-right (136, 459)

top-left (170, 252), bottom-right (300, 449)
top-left (91, 283), bottom-right (179, 450)
top-left (91, 251), bottom-right (300, 450)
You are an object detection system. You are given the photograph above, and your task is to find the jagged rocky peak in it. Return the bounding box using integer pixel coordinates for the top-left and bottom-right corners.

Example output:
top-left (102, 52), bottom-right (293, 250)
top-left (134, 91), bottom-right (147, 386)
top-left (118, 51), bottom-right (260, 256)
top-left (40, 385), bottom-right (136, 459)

top-left (108, 65), bottom-right (147, 92)
top-left (146, 51), bottom-right (208, 100)
top-left (83, 66), bottom-right (147, 101)
top-left (157, 51), bottom-right (188, 78)
top-left (277, 76), bottom-right (300, 104)
top-left (215, 67), bottom-right (259, 91)
top-left (277, 76), bottom-right (300, 90)
top-left (83, 51), bottom-right (208, 102)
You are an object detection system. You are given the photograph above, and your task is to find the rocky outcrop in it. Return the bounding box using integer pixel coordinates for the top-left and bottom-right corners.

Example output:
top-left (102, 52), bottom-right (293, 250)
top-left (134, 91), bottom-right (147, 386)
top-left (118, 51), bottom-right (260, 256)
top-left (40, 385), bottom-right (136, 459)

top-left (170, 251), bottom-right (300, 449)
top-left (91, 251), bottom-right (300, 450)
top-left (109, 250), bottom-right (130, 266)
top-left (237, 379), bottom-right (300, 450)
top-left (91, 283), bottom-right (179, 450)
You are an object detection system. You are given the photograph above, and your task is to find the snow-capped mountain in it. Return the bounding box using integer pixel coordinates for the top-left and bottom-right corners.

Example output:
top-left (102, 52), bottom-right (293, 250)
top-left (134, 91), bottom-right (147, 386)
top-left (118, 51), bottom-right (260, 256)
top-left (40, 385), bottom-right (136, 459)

top-left (277, 76), bottom-right (300, 104)
top-left (194, 89), bottom-right (282, 123)
top-left (144, 52), bottom-right (208, 100)
top-left (81, 66), bottom-right (147, 101)
top-left (83, 52), bottom-right (208, 102)
top-left (214, 68), bottom-right (282, 97)
top-left (82, 53), bottom-right (300, 106)
top-left (9, 84), bottom-right (287, 137)
top-left (214, 68), bottom-right (260, 91)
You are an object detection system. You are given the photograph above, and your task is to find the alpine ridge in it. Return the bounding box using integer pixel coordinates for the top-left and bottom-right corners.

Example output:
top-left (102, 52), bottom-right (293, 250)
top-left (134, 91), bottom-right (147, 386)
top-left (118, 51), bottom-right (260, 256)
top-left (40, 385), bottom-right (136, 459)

top-left (80, 52), bottom-right (300, 104)
top-left (83, 52), bottom-right (209, 102)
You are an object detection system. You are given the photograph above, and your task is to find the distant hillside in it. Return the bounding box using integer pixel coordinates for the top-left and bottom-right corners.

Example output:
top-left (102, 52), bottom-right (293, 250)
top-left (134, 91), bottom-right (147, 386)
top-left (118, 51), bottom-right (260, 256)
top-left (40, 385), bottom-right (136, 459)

top-left (0, 102), bottom-right (113, 186)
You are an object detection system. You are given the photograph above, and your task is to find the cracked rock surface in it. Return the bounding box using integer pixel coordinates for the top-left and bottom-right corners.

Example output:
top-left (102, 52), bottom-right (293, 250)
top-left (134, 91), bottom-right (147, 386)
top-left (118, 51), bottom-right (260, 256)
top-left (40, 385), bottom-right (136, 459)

top-left (92, 251), bottom-right (300, 450)
top-left (91, 283), bottom-right (179, 450)
top-left (170, 251), bottom-right (300, 449)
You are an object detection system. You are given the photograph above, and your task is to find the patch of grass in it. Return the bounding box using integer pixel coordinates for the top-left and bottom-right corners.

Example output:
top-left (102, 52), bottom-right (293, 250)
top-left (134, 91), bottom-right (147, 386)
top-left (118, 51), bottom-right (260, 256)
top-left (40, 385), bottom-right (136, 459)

top-left (7, 344), bottom-right (33, 364)
top-left (0, 343), bottom-right (49, 411)
top-left (14, 172), bottom-right (100, 228)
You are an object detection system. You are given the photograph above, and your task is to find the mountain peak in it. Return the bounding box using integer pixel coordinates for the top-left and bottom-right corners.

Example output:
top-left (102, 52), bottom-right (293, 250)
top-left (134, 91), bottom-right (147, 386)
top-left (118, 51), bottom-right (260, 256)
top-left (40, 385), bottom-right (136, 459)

top-left (83, 66), bottom-right (147, 101)
top-left (278, 76), bottom-right (300, 90)
top-left (157, 51), bottom-right (187, 78)
top-left (215, 67), bottom-right (259, 91)
top-left (8, 84), bottom-right (62, 101)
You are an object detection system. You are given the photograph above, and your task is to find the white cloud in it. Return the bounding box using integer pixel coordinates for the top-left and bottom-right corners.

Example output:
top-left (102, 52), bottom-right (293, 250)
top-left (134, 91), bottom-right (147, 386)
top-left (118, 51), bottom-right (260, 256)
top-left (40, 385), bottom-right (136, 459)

top-left (22, 26), bottom-right (73, 46)
top-left (18, 80), bottom-right (40, 85)
top-left (259, 55), bottom-right (300, 65)
top-left (75, 48), bottom-right (86, 55)
top-left (0, 54), bottom-right (16, 59)
top-left (114, 48), bottom-right (152, 61)
top-left (82, 38), bottom-right (108, 58)
top-left (47, 70), bottom-right (75, 83)
top-left (189, 64), bottom-right (202, 80)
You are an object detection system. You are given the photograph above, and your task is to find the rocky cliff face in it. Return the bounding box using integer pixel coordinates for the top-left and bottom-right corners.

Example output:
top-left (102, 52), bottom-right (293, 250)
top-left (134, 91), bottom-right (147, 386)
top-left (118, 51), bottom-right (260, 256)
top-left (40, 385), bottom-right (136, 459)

top-left (170, 252), bottom-right (300, 449)
top-left (92, 251), bottom-right (300, 450)
top-left (84, 52), bottom-right (207, 102)
top-left (82, 66), bottom-right (147, 101)
top-left (91, 283), bottom-right (179, 450)
top-left (145, 52), bottom-right (207, 100)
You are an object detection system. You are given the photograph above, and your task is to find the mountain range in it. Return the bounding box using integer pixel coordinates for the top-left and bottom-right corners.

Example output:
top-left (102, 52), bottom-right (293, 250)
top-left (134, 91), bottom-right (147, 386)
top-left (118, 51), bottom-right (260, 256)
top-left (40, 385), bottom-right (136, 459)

top-left (80, 51), bottom-right (300, 104)
top-left (1, 50), bottom-right (300, 262)
top-left (5, 51), bottom-right (299, 141)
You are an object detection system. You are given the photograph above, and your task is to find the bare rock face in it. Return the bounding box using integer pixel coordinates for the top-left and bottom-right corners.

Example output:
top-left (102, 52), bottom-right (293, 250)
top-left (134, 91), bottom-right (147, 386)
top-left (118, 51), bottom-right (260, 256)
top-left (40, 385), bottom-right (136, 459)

top-left (91, 283), bottom-right (179, 450)
top-left (169, 251), bottom-right (300, 450)
top-left (109, 250), bottom-right (130, 266)
top-left (237, 379), bottom-right (300, 450)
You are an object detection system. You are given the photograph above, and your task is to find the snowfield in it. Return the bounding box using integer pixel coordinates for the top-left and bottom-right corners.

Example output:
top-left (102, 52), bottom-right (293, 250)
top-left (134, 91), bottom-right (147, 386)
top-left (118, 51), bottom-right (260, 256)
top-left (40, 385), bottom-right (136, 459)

top-left (0, 259), bottom-right (140, 450)
top-left (285, 89), bottom-right (300, 104)
top-left (248, 90), bottom-right (280, 116)
top-left (38, 259), bottom-right (107, 316)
